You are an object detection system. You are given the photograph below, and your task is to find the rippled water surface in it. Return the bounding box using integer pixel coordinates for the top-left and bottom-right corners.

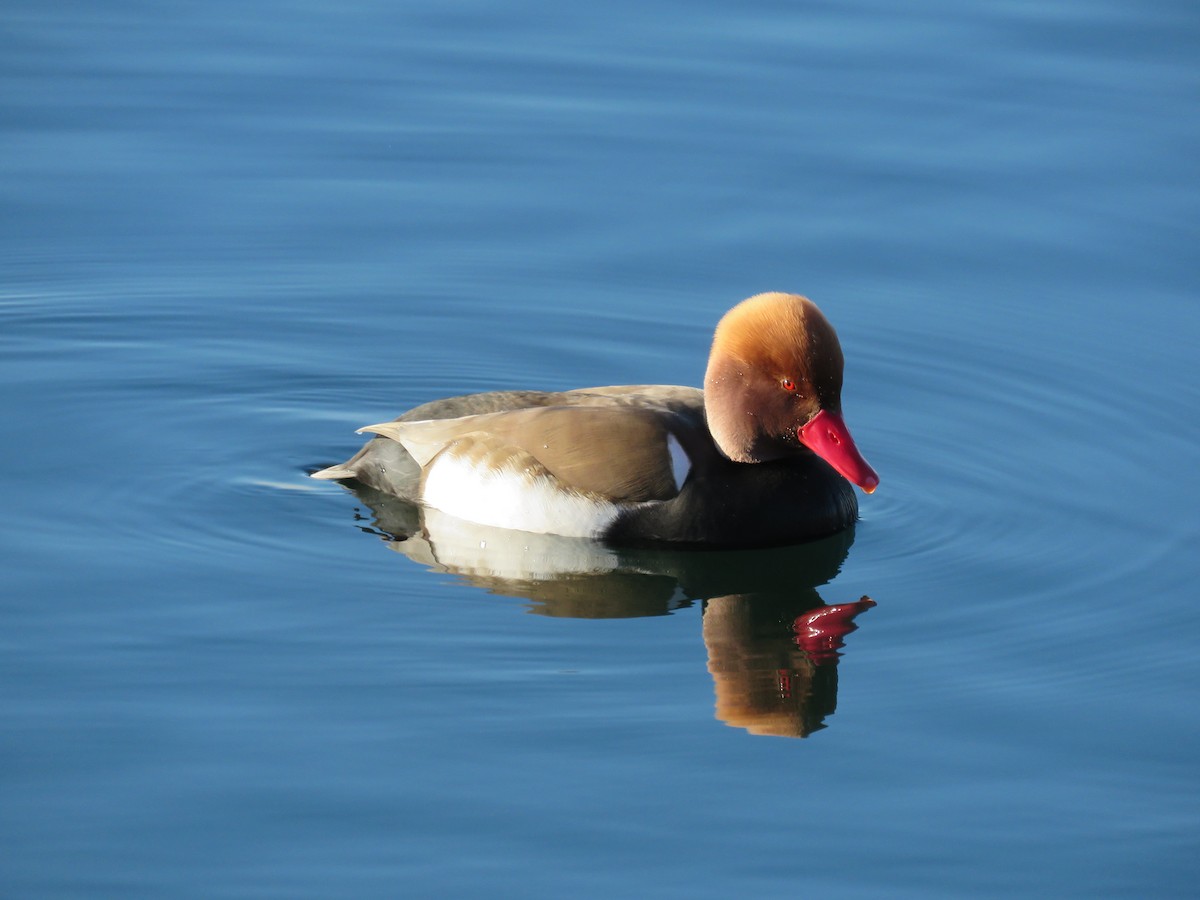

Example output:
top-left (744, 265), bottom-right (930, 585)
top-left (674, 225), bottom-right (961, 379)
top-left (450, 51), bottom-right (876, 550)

top-left (3, 1), bottom-right (1198, 897)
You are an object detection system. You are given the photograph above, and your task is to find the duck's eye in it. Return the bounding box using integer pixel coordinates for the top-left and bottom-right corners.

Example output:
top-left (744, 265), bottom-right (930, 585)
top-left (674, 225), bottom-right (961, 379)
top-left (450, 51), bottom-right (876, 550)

top-left (781, 377), bottom-right (797, 392)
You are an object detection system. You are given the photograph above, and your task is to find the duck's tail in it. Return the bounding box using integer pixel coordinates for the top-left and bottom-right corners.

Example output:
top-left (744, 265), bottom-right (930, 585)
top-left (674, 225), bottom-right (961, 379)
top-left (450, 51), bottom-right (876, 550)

top-left (310, 461), bottom-right (357, 480)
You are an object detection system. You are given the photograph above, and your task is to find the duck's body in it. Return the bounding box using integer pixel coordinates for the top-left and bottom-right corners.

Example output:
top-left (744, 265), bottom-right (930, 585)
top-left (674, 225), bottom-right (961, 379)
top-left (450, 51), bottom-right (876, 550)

top-left (313, 293), bottom-right (878, 548)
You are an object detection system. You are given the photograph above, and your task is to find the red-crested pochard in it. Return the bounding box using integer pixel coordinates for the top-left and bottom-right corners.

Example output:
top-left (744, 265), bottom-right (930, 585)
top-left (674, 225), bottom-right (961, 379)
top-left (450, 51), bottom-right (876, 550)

top-left (313, 292), bottom-right (878, 547)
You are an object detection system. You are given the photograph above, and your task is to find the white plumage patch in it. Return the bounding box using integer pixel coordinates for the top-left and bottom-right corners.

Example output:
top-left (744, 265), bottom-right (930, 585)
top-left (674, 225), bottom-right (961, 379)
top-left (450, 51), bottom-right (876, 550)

top-left (665, 432), bottom-right (690, 492)
top-left (420, 449), bottom-right (624, 538)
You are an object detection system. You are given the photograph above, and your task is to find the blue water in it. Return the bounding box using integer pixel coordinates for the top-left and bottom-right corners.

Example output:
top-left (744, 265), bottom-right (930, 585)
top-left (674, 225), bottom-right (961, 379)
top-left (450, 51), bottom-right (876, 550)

top-left (3, 1), bottom-right (1198, 897)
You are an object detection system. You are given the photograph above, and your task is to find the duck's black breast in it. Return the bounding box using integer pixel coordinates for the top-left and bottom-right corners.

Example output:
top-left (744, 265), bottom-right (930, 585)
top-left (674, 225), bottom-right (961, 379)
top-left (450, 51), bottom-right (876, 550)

top-left (604, 451), bottom-right (858, 549)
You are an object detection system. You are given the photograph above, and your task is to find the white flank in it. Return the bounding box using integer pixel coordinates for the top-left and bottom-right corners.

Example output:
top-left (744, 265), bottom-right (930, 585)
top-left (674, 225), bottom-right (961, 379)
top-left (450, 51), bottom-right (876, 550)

top-left (421, 452), bottom-right (623, 538)
top-left (666, 432), bottom-right (691, 492)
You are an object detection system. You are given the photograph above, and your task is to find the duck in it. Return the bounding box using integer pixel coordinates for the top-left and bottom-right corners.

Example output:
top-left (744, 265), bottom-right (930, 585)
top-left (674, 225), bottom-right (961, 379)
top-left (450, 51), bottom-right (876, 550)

top-left (312, 292), bottom-right (879, 548)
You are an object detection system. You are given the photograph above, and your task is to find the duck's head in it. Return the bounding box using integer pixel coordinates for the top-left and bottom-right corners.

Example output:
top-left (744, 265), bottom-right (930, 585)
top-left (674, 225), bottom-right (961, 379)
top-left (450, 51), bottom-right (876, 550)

top-left (703, 292), bottom-right (879, 493)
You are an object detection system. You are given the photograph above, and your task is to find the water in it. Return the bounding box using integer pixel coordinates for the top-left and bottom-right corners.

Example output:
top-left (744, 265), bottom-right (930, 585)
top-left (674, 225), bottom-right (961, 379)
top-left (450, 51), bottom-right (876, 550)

top-left (3, 0), bottom-right (1198, 897)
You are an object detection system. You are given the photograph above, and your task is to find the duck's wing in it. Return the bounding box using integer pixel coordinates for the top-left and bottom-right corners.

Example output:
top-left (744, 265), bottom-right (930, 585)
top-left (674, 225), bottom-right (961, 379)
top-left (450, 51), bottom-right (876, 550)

top-left (359, 405), bottom-right (688, 503)
top-left (310, 390), bottom-right (570, 486)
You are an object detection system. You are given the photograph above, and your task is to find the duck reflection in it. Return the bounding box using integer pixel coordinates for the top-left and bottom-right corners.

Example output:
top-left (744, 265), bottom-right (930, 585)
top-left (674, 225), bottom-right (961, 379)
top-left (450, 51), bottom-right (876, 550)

top-left (347, 484), bottom-right (875, 738)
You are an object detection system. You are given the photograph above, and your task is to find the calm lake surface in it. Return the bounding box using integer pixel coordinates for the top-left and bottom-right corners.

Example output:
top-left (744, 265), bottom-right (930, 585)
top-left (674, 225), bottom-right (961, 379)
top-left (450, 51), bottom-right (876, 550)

top-left (3, 0), bottom-right (1197, 897)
